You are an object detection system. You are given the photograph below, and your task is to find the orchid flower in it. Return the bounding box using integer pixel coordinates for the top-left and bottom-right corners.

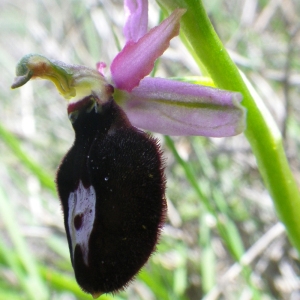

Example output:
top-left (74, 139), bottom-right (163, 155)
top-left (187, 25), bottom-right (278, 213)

top-left (12, 0), bottom-right (245, 138)
top-left (11, 0), bottom-right (246, 297)
top-left (110, 0), bottom-right (246, 137)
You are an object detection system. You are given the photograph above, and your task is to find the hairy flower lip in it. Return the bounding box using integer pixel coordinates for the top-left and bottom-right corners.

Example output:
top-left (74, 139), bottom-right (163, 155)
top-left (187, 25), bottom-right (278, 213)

top-left (67, 97), bottom-right (94, 114)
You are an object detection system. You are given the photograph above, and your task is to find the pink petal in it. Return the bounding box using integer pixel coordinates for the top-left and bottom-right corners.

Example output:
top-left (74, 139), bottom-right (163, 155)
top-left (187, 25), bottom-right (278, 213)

top-left (111, 8), bottom-right (186, 92)
top-left (96, 62), bottom-right (106, 76)
top-left (123, 0), bottom-right (148, 42)
top-left (116, 78), bottom-right (246, 137)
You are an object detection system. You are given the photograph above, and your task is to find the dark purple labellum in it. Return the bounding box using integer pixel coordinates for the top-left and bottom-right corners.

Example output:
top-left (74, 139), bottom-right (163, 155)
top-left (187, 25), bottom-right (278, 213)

top-left (56, 96), bottom-right (166, 296)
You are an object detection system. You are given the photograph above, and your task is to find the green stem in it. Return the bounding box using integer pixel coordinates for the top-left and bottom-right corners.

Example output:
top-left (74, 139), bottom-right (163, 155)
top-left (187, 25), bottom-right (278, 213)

top-left (157, 0), bottom-right (300, 252)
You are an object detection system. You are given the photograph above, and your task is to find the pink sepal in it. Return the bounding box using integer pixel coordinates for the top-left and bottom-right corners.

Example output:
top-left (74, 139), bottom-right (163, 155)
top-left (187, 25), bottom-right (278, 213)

top-left (117, 77), bottom-right (246, 137)
top-left (123, 0), bottom-right (148, 42)
top-left (111, 9), bottom-right (186, 92)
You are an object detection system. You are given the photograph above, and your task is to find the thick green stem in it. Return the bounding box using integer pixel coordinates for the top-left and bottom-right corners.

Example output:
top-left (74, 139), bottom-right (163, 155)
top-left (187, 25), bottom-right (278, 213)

top-left (158, 0), bottom-right (300, 252)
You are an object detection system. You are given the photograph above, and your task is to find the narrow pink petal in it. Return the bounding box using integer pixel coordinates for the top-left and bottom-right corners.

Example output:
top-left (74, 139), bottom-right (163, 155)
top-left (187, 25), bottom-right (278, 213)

top-left (96, 62), bottom-right (106, 76)
top-left (111, 8), bottom-right (186, 92)
top-left (124, 0), bottom-right (148, 42)
top-left (116, 78), bottom-right (246, 137)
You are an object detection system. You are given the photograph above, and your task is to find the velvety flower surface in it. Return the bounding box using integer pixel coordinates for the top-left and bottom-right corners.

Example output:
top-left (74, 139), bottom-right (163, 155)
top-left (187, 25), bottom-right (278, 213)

top-left (12, 52), bottom-right (167, 298)
top-left (10, 0), bottom-right (246, 298)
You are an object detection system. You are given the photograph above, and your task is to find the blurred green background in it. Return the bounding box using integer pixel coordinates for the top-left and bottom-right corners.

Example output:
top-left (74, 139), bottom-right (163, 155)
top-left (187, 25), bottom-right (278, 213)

top-left (1, 0), bottom-right (300, 299)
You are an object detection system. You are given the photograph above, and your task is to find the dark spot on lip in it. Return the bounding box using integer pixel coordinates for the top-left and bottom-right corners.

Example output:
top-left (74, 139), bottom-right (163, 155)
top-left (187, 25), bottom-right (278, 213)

top-left (74, 214), bottom-right (83, 230)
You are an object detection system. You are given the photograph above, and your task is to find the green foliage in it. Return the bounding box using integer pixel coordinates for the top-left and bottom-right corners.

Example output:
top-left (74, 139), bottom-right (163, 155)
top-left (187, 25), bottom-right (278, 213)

top-left (1, 0), bottom-right (300, 299)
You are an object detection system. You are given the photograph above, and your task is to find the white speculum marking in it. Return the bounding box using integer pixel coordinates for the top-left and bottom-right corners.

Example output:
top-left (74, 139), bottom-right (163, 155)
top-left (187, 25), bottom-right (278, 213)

top-left (68, 181), bottom-right (96, 266)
